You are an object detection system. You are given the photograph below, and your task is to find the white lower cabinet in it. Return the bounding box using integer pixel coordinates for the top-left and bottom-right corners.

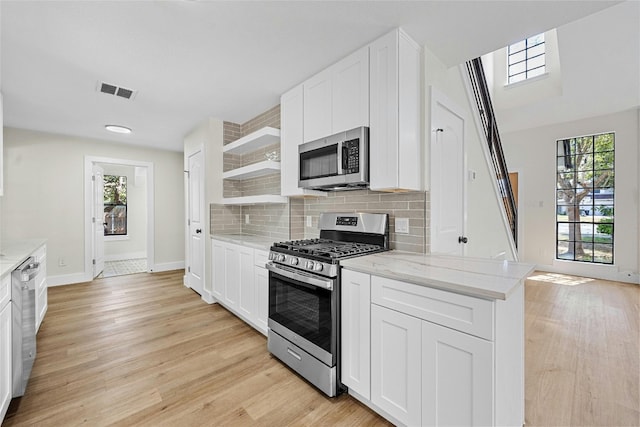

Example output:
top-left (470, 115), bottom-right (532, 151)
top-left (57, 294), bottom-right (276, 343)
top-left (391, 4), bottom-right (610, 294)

top-left (237, 245), bottom-right (255, 320)
top-left (1, 276), bottom-right (11, 422)
top-left (254, 266), bottom-right (268, 334)
top-left (341, 269), bottom-right (371, 399)
top-left (212, 240), bottom-right (225, 301)
top-left (210, 239), bottom-right (269, 336)
top-left (34, 245), bottom-right (47, 332)
top-left (371, 304), bottom-right (422, 426)
top-left (422, 320), bottom-right (493, 427)
top-left (341, 269), bottom-right (522, 427)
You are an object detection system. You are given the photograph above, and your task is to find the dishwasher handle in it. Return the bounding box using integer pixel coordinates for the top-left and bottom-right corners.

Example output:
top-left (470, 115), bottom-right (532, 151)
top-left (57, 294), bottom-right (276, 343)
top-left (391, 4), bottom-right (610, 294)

top-left (15, 257), bottom-right (40, 282)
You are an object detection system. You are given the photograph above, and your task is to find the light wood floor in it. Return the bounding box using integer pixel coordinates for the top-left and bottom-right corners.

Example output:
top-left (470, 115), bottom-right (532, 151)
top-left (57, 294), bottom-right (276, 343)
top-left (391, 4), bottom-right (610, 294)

top-left (3, 270), bottom-right (639, 426)
top-left (4, 271), bottom-right (390, 426)
top-left (525, 272), bottom-right (639, 426)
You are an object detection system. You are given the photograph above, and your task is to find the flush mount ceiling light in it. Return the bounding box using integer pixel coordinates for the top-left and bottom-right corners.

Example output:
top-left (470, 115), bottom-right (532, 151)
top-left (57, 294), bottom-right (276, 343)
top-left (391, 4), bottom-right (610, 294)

top-left (105, 125), bottom-right (132, 134)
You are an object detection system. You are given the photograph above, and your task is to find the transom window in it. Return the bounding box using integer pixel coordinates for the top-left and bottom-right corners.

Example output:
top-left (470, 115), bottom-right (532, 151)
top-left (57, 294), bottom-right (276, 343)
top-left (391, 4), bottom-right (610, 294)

top-left (508, 33), bottom-right (545, 84)
top-left (556, 133), bottom-right (614, 264)
top-left (104, 175), bottom-right (128, 236)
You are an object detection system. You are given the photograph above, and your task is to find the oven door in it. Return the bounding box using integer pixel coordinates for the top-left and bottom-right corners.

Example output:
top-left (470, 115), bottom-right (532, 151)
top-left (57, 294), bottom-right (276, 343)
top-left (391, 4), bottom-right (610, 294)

top-left (266, 262), bottom-right (337, 367)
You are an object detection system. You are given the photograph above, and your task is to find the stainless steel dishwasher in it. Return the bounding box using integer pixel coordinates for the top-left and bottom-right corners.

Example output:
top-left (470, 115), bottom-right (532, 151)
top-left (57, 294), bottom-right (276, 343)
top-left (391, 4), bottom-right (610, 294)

top-left (11, 257), bottom-right (40, 397)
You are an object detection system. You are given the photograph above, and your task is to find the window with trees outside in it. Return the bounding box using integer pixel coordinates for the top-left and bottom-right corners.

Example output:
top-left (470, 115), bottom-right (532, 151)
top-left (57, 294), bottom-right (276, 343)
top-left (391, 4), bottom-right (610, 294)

top-left (508, 33), bottom-right (545, 84)
top-left (556, 133), bottom-right (614, 264)
top-left (104, 175), bottom-right (128, 236)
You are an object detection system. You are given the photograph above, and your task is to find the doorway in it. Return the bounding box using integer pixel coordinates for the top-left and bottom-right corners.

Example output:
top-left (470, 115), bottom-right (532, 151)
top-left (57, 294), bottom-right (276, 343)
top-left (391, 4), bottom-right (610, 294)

top-left (84, 156), bottom-right (155, 282)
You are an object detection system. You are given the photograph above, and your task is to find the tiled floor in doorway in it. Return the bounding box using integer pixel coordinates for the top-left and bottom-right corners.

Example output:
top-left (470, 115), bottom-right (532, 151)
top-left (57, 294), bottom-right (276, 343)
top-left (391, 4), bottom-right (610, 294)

top-left (98, 258), bottom-right (147, 278)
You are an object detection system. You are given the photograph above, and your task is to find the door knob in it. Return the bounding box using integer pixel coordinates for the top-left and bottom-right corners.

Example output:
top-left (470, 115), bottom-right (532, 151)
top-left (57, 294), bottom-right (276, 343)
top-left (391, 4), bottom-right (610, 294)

top-left (458, 236), bottom-right (468, 244)
top-left (196, 229), bottom-right (202, 234)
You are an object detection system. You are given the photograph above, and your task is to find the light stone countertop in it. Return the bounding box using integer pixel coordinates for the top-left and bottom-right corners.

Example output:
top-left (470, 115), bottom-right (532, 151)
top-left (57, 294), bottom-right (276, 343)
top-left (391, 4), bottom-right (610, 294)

top-left (1, 239), bottom-right (48, 278)
top-left (210, 234), bottom-right (275, 252)
top-left (340, 250), bottom-right (535, 300)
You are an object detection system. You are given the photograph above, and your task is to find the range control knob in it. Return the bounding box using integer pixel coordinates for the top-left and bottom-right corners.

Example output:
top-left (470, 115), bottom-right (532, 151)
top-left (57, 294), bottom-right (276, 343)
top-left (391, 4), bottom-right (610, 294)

top-left (289, 257), bottom-right (299, 266)
top-left (305, 261), bottom-right (315, 270)
top-left (268, 252), bottom-right (275, 260)
top-left (313, 263), bottom-right (323, 272)
top-left (277, 254), bottom-right (286, 262)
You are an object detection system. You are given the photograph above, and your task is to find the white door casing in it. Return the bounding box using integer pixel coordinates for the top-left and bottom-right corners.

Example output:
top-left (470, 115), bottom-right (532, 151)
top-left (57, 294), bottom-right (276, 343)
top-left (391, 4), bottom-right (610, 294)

top-left (84, 156), bottom-right (154, 283)
top-left (92, 164), bottom-right (105, 278)
top-left (430, 87), bottom-right (466, 255)
top-left (187, 149), bottom-right (205, 296)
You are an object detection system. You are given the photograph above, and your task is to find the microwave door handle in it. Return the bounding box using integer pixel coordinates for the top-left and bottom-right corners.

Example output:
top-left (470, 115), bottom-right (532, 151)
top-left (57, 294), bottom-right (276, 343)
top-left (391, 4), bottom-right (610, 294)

top-left (337, 141), bottom-right (343, 175)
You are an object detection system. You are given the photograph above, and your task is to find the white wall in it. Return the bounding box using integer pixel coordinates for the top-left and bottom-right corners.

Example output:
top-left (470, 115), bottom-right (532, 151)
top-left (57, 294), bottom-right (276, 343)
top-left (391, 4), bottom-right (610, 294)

top-left (183, 117), bottom-right (223, 301)
top-left (424, 45), bottom-right (515, 260)
top-left (1, 127), bottom-right (184, 284)
top-left (502, 109), bottom-right (639, 283)
top-left (101, 164), bottom-right (147, 261)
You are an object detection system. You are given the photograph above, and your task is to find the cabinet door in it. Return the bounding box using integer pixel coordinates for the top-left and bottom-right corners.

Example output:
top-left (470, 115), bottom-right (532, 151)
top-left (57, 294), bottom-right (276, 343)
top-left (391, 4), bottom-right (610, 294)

top-left (369, 30), bottom-right (399, 190)
top-left (237, 245), bottom-right (255, 320)
top-left (211, 240), bottom-right (226, 301)
top-left (280, 84), bottom-right (305, 196)
top-left (224, 244), bottom-right (240, 309)
top-left (369, 29), bottom-right (421, 192)
top-left (341, 269), bottom-right (371, 399)
top-left (371, 304), bottom-right (421, 426)
top-left (332, 46), bottom-right (369, 134)
top-left (36, 256), bottom-right (47, 333)
top-left (422, 321), bottom-right (494, 426)
top-left (0, 302), bottom-right (11, 421)
top-left (254, 266), bottom-right (268, 335)
top-left (303, 68), bottom-right (332, 142)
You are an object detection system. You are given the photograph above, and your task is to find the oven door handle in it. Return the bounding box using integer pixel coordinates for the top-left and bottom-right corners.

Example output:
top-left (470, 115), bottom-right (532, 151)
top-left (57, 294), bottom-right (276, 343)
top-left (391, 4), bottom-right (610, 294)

top-left (266, 262), bottom-right (334, 291)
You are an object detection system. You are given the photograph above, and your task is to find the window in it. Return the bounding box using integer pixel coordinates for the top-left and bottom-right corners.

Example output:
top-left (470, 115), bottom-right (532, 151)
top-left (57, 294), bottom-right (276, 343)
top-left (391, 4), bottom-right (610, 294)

top-left (508, 33), bottom-right (545, 84)
top-left (556, 133), bottom-right (614, 264)
top-left (104, 175), bottom-right (128, 236)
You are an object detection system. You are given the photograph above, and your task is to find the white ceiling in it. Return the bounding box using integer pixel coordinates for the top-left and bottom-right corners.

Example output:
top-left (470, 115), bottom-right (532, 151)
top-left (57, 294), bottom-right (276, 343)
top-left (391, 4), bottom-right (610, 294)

top-left (1, 1), bottom-right (623, 152)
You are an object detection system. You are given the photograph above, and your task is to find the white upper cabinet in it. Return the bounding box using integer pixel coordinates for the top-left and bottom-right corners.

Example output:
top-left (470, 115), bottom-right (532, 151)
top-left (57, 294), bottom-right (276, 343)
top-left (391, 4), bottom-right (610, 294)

top-left (369, 28), bottom-right (422, 192)
top-left (303, 46), bottom-right (369, 143)
top-left (303, 69), bottom-right (332, 142)
top-left (331, 47), bottom-right (370, 135)
top-left (281, 84), bottom-right (326, 197)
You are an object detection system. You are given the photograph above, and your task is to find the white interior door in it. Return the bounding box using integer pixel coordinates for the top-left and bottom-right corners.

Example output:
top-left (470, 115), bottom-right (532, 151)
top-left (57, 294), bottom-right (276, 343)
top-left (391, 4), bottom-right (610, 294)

top-left (187, 150), bottom-right (205, 295)
top-left (92, 164), bottom-right (105, 278)
top-left (430, 89), bottom-right (466, 255)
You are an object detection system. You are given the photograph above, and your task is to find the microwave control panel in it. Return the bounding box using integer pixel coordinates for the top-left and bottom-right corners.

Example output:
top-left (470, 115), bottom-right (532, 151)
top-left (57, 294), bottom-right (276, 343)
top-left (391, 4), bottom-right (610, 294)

top-left (343, 139), bottom-right (360, 174)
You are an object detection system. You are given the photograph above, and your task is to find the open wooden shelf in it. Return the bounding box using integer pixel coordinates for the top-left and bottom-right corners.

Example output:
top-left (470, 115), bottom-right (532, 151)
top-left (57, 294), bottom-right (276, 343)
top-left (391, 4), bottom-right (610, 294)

top-left (223, 127), bottom-right (280, 154)
top-left (222, 195), bottom-right (288, 205)
top-left (222, 160), bottom-right (281, 180)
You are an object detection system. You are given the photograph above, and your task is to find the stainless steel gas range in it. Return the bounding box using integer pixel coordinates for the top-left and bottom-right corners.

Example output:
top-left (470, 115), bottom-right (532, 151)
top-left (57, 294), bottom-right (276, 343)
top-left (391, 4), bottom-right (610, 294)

top-left (266, 212), bottom-right (389, 397)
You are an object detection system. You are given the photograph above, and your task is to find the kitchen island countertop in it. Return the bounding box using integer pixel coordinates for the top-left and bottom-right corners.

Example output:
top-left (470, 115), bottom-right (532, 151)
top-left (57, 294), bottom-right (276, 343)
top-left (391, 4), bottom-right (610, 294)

top-left (340, 250), bottom-right (535, 300)
top-left (1, 239), bottom-right (47, 278)
top-left (210, 234), bottom-right (274, 252)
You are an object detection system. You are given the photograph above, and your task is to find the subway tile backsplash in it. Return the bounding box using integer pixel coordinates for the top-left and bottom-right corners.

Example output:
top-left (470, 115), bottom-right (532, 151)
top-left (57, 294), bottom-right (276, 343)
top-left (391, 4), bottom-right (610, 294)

top-left (212, 105), bottom-right (429, 253)
top-left (303, 190), bottom-right (428, 253)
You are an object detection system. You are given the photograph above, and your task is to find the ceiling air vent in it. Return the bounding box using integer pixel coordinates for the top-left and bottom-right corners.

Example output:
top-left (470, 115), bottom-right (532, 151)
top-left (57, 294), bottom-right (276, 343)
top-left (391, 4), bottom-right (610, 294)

top-left (97, 81), bottom-right (137, 100)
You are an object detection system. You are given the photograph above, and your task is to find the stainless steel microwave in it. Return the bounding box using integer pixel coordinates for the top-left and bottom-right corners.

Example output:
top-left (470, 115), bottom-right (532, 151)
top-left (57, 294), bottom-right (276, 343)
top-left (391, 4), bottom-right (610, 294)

top-left (298, 126), bottom-right (369, 191)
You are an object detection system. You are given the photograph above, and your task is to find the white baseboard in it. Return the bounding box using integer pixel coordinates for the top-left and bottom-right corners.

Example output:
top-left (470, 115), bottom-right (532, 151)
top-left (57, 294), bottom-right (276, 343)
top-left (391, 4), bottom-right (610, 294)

top-left (539, 261), bottom-right (640, 285)
top-left (201, 291), bottom-right (215, 304)
top-left (151, 261), bottom-right (185, 273)
top-left (47, 272), bottom-right (91, 287)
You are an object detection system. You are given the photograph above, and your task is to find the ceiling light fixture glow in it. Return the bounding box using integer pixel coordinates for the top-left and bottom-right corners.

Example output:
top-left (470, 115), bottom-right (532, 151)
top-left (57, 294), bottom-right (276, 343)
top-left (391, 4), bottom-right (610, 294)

top-left (105, 125), bottom-right (132, 134)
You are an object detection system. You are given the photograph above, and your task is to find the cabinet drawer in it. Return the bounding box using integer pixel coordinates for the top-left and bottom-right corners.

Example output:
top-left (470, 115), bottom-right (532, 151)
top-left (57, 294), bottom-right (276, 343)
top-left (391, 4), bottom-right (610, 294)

top-left (254, 250), bottom-right (269, 268)
top-left (371, 276), bottom-right (494, 341)
top-left (0, 275), bottom-right (9, 309)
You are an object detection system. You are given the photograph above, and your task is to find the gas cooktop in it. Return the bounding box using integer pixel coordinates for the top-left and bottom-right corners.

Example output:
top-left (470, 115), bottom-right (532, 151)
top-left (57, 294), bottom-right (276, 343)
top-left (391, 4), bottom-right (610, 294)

top-left (272, 238), bottom-right (385, 260)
